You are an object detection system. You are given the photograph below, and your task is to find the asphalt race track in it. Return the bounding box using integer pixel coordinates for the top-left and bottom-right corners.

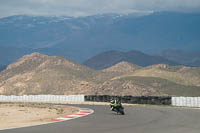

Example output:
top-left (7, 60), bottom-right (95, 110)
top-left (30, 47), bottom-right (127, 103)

top-left (1, 104), bottom-right (200, 133)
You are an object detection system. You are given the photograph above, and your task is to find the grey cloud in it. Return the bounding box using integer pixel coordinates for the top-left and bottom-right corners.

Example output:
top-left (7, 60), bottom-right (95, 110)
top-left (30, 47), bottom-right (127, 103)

top-left (0, 0), bottom-right (200, 18)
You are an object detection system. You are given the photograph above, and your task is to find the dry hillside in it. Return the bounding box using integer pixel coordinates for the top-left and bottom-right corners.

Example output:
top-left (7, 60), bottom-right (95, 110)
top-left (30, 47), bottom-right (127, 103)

top-left (112, 64), bottom-right (200, 87)
top-left (0, 53), bottom-right (100, 95)
top-left (0, 53), bottom-right (200, 96)
top-left (102, 61), bottom-right (141, 75)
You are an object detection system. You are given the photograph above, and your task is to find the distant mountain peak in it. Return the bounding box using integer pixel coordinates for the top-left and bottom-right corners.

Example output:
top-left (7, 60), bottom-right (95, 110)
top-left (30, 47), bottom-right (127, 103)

top-left (83, 50), bottom-right (179, 70)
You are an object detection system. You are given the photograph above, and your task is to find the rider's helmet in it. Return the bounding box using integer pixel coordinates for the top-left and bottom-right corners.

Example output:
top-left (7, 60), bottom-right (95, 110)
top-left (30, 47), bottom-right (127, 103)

top-left (110, 98), bottom-right (115, 104)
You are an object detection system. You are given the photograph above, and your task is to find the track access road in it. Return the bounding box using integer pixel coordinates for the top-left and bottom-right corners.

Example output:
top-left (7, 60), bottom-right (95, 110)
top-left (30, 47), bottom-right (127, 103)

top-left (1, 104), bottom-right (200, 133)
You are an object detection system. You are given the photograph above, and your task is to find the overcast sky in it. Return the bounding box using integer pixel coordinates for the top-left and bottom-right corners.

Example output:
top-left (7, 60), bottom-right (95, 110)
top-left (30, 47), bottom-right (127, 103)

top-left (0, 0), bottom-right (200, 18)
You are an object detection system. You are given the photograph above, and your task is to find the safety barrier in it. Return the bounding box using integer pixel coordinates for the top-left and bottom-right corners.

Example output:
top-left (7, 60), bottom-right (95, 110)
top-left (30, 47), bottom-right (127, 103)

top-left (0, 95), bottom-right (85, 103)
top-left (84, 95), bottom-right (172, 105)
top-left (85, 95), bottom-right (200, 107)
top-left (172, 97), bottom-right (200, 107)
top-left (1, 95), bottom-right (200, 108)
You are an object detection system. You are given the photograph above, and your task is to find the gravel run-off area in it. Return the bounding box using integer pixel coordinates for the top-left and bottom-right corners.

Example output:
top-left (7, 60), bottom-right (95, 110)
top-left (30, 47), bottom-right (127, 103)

top-left (0, 102), bottom-right (78, 130)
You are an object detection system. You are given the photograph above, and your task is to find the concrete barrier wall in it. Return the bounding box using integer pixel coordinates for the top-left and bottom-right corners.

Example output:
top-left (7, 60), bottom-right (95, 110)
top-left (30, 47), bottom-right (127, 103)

top-left (172, 97), bottom-right (200, 107)
top-left (85, 96), bottom-right (200, 107)
top-left (0, 95), bottom-right (85, 103)
top-left (85, 95), bottom-right (172, 105)
top-left (1, 95), bottom-right (200, 108)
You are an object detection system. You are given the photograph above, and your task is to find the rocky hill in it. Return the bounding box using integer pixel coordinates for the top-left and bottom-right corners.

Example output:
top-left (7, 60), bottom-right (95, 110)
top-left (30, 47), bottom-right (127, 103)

top-left (0, 53), bottom-right (200, 96)
top-left (0, 53), bottom-right (101, 95)
top-left (97, 64), bottom-right (200, 96)
top-left (102, 61), bottom-right (141, 75)
top-left (129, 65), bottom-right (200, 87)
top-left (96, 76), bottom-right (200, 96)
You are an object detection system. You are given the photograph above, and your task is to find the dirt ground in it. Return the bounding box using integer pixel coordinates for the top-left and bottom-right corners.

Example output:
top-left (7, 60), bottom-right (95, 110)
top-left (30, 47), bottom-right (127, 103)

top-left (0, 102), bottom-right (78, 130)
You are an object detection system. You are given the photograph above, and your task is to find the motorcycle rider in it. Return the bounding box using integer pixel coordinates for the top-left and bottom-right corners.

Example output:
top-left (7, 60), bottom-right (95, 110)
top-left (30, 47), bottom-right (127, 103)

top-left (110, 98), bottom-right (121, 111)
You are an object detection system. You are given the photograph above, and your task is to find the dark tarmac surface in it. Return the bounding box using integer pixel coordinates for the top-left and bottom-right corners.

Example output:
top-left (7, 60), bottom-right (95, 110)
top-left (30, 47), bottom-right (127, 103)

top-left (1, 104), bottom-right (200, 133)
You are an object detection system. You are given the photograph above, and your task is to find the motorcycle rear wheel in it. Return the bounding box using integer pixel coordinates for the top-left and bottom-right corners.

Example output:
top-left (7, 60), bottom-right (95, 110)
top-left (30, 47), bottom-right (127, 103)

top-left (118, 107), bottom-right (125, 115)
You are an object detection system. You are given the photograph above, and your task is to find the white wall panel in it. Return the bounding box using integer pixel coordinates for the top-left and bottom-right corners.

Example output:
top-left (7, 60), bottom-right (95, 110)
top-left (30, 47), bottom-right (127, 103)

top-left (0, 95), bottom-right (85, 103)
top-left (172, 97), bottom-right (200, 107)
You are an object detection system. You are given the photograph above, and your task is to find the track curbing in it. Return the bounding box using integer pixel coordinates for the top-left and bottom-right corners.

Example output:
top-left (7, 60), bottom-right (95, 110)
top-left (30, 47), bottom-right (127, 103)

top-left (52, 108), bottom-right (94, 122)
top-left (0, 107), bottom-right (94, 131)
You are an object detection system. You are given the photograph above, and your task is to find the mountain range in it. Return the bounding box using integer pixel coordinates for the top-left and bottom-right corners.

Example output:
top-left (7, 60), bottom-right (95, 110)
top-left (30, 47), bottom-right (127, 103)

top-left (0, 12), bottom-right (200, 65)
top-left (0, 53), bottom-right (200, 96)
top-left (83, 50), bottom-right (178, 70)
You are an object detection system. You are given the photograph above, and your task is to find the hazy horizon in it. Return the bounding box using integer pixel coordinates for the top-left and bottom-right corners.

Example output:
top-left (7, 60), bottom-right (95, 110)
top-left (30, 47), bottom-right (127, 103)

top-left (0, 0), bottom-right (200, 18)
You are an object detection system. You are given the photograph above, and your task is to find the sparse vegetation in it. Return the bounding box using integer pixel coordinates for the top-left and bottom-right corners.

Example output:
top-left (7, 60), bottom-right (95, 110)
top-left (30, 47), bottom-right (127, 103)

top-left (57, 108), bottom-right (64, 114)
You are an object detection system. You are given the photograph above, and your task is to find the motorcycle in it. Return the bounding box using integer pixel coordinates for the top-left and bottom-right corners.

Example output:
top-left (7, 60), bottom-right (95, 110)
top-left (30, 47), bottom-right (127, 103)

top-left (110, 104), bottom-right (125, 115)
